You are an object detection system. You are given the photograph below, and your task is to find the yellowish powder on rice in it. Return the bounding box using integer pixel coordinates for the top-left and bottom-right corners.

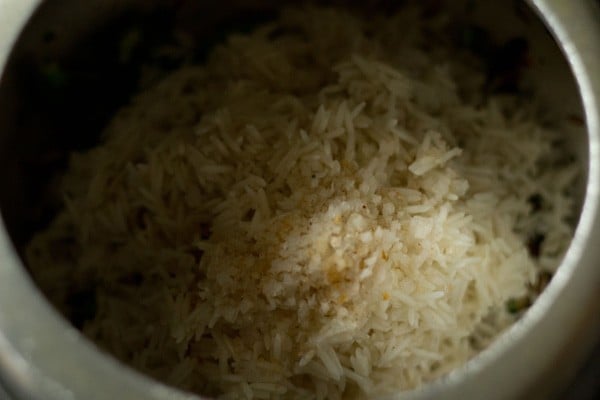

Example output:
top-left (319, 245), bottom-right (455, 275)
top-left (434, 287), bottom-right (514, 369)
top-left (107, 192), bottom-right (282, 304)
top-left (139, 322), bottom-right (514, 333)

top-left (27, 6), bottom-right (576, 399)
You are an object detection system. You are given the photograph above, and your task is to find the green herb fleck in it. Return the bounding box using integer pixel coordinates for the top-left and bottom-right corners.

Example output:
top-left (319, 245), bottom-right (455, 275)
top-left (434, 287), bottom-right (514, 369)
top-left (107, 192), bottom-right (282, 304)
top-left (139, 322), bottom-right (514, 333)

top-left (119, 28), bottom-right (142, 64)
top-left (507, 297), bottom-right (531, 314)
top-left (41, 62), bottom-right (68, 89)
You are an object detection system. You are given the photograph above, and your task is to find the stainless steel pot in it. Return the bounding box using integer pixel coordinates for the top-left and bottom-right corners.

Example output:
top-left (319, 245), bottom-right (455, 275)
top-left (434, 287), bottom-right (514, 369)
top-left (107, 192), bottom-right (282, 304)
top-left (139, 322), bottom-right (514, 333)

top-left (0, 1), bottom-right (599, 399)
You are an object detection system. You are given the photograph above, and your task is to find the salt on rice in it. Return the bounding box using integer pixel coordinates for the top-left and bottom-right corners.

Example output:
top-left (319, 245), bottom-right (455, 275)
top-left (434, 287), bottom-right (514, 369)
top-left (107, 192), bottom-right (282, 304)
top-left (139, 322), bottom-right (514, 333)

top-left (26, 5), bottom-right (576, 400)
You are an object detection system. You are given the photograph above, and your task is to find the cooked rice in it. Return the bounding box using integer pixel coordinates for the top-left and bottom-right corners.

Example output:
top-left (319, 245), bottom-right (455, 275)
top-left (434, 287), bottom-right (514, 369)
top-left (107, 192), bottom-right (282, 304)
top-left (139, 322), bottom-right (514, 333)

top-left (26, 5), bottom-right (576, 400)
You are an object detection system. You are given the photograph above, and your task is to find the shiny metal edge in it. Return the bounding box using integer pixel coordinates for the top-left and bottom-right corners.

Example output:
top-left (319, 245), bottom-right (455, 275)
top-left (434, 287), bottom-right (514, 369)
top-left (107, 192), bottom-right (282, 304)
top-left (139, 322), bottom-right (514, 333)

top-left (0, 0), bottom-right (37, 73)
top-left (1, 1), bottom-right (599, 400)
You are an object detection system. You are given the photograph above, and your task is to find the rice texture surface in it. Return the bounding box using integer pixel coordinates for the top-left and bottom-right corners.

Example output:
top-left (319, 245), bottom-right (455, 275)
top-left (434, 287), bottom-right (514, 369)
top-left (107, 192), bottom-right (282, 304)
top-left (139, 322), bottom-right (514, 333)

top-left (27, 6), bottom-right (577, 399)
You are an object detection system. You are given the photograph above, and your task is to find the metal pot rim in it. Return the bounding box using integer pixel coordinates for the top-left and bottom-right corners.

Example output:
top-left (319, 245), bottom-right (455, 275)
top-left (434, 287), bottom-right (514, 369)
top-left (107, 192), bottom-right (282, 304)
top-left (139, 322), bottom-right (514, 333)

top-left (0, 1), bottom-right (599, 399)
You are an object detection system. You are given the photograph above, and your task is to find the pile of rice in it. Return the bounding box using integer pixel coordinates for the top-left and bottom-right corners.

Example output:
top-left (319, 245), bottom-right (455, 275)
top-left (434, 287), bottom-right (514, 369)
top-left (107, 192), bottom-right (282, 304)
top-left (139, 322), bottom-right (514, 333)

top-left (27, 6), bottom-right (577, 399)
